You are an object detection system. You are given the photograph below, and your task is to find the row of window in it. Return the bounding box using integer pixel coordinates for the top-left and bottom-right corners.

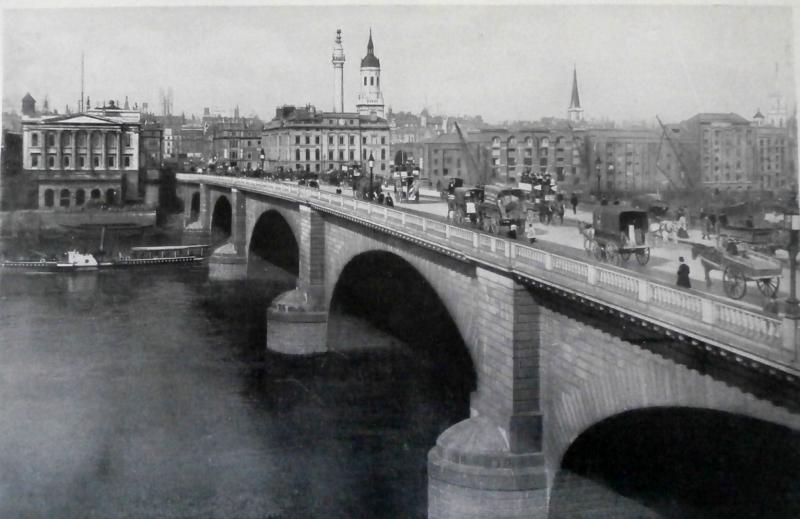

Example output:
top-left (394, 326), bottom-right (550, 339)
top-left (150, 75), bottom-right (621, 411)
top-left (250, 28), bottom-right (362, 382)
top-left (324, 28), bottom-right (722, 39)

top-left (291, 134), bottom-right (388, 146)
top-left (363, 75), bottom-right (380, 86)
top-left (30, 132), bottom-right (133, 148)
top-left (31, 154), bottom-right (132, 168)
top-left (42, 187), bottom-right (116, 208)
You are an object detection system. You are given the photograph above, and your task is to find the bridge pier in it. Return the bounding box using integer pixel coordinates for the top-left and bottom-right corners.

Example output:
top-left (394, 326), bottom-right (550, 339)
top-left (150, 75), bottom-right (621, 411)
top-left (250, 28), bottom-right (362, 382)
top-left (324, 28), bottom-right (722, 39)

top-left (266, 205), bottom-right (328, 355)
top-left (184, 182), bottom-right (210, 232)
top-left (429, 268), bottom-right (548, 519)
top-left (208, 188), bottom-right (248, 281)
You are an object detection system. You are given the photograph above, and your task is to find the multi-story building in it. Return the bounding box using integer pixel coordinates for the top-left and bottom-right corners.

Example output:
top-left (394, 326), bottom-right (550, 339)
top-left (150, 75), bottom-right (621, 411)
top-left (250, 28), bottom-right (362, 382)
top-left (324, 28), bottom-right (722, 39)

top-left (20, 95), bottom-right (141, 209)
top-left (584, 128), bottom-right (665, 195)
top-left (262, 31), bottom-right (390, 176)
top-left (753, 111), bottom-right (797, 195)
top-left (1, 130), bottom-right (24, 210)
top-left (212, 121), bottom-right (263, 172)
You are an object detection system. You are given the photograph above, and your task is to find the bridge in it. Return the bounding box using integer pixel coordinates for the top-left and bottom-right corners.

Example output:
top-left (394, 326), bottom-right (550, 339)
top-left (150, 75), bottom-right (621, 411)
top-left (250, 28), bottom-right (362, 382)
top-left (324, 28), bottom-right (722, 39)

top-left (177, 173), bottom-right (800, 518)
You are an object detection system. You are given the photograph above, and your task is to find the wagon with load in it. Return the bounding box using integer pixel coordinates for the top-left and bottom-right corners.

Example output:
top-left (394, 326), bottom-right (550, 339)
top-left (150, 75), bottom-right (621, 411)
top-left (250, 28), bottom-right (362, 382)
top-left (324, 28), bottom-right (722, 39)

top-left (583, 206), bottom-right (651, 266)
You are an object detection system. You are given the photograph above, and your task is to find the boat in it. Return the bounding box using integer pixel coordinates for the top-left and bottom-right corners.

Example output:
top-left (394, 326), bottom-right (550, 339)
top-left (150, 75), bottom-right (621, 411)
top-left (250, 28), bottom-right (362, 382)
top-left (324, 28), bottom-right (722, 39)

top-left (1, 244), bottom-right (210, 271)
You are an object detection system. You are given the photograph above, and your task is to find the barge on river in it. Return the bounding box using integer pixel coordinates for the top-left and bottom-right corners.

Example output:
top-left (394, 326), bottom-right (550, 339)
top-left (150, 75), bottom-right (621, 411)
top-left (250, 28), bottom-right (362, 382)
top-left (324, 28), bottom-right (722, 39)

top-left (1, 244), bottom-right (210, 271)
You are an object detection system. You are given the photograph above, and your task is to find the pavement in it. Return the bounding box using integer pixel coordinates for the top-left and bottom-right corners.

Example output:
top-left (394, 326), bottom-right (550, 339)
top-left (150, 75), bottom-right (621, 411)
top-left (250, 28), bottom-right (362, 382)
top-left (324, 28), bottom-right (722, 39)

top-left (314, 182), bottom-right (795, 313)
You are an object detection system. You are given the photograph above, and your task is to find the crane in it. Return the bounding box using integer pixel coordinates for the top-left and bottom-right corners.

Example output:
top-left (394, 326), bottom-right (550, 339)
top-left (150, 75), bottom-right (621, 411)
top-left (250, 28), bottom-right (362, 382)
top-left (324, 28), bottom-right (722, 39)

top-left (453, 121), bottom-right (488, 186)
top-left (656, 115), bottom-right (694, 191)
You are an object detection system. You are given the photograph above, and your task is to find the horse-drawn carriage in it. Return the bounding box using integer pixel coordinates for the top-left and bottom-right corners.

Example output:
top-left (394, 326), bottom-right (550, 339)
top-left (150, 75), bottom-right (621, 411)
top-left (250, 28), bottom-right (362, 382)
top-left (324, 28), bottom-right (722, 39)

top-left (478, 185), bottom-right (531, 235)
top-left (691, 226), bottom-right (782, 300)
top-left (447, 186), bottom-right (484, 225)
top-left (582, 206), bottom-right (651, 266)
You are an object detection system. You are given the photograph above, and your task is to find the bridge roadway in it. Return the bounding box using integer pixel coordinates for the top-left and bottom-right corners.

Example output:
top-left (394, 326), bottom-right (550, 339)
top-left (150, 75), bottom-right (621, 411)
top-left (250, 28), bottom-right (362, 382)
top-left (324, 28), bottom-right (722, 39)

top-left (179, 173), bottom-right (799, 378)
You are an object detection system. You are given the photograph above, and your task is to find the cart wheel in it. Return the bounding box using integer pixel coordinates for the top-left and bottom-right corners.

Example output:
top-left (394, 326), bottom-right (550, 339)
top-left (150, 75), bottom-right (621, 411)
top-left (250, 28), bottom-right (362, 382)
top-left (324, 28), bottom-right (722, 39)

top-left (756, 277), bottom-right (780, 298)
top-left (605, 242), bottom-right (621, 266)
top-left (583, 237), bottom-right (593, 256)
top-left (489, 218), bottom-right (499, 235)
top-left (635, 247), bottom-right (651, 266)
top-left (723, 268), bottom-right (747, 299)
top-left (620, 250), bottom-right (631, 262)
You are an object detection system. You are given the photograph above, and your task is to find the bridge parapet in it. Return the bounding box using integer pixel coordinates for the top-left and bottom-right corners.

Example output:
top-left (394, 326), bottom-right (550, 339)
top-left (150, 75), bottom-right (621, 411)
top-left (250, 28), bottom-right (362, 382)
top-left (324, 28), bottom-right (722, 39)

top-left (176, 174), bottom-right (799, 376)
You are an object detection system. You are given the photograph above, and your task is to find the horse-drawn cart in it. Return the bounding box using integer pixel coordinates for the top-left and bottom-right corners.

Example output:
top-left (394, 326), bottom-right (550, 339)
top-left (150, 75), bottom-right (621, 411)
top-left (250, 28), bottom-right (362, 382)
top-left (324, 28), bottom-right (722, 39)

top-left (690, 226), bottom-right (782, 299)
top-left (583, 206), bottom-right (651, 266)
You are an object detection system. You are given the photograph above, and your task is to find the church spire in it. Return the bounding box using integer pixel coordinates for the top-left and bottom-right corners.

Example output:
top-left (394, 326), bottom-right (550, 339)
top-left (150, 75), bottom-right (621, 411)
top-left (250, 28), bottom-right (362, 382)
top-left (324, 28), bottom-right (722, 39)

top-left (367, 28), bottom-right (374, 54)
top-left (569, 65), bottom-right (581, 109)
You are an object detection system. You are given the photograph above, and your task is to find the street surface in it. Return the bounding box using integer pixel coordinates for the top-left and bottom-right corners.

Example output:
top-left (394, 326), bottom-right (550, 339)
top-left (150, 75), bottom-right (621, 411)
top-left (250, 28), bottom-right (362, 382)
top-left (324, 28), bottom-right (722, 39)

top-left (313, 181), bottom-right (796, 314)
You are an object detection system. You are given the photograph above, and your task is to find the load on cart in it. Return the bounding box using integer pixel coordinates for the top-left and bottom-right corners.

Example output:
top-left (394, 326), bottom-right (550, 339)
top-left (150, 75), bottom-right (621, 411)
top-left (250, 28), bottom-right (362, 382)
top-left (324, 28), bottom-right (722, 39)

top-left (583, 206), bottom-right (651, 266)
top-left (690, 226), bottom-right (782, 300)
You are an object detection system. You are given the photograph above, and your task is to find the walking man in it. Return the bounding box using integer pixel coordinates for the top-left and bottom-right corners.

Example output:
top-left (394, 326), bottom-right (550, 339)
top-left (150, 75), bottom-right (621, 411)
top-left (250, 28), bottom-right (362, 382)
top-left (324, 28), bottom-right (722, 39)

top-left (570, 193), bottom-right (578, 215)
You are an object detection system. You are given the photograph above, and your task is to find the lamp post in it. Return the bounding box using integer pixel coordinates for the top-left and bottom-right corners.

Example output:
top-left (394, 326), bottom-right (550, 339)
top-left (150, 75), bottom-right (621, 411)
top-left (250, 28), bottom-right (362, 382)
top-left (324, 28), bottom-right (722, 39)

top-left (607, 164), bottom-right (615, 196)
top-left (368, 152), bottom-right (375, 201)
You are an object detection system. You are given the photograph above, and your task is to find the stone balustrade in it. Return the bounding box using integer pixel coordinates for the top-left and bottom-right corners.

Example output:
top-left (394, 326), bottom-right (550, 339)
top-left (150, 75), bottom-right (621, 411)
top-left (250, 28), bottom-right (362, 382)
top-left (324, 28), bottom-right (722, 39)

top-left (179, 175), bottom-right (795, 371)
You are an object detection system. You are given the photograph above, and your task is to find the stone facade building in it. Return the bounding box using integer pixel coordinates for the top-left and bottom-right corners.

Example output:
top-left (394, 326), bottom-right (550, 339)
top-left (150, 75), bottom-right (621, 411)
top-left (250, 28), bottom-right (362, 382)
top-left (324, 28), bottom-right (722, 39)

top-left (262, 30), bottom-right (390, 176)
top-left (21, 95), bottom-right (141, 209)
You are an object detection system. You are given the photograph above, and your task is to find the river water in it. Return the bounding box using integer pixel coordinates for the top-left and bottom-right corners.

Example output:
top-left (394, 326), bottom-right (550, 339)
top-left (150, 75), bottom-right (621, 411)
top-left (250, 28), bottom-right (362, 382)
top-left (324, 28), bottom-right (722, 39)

top-left (0, 230), bottom-right (467, 518)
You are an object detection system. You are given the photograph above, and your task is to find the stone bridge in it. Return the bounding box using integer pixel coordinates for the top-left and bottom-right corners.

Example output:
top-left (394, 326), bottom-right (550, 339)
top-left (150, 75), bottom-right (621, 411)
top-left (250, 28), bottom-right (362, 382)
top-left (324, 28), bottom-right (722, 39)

top-left (177, 174), bottom-right (800, 518)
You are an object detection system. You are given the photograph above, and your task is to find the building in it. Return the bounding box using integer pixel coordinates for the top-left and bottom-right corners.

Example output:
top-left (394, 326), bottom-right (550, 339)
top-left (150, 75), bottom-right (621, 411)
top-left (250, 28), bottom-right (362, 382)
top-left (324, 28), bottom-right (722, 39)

top-left (20, 95), bottom-right (141, 209)
top-left (139, 121), bottom-right (163, 181)
top-left (584, 128), bottom-right (665, 195)
top-left (355, 30), bottom-right (384, 118)
top-left (262, 30), bottom-right (390, 176)
top-left (567, 66), bottom-right (584, 125)
top-left (212, 120), bottom-right (263, 172)
top-left (1, 130), bottom-right (24, 210)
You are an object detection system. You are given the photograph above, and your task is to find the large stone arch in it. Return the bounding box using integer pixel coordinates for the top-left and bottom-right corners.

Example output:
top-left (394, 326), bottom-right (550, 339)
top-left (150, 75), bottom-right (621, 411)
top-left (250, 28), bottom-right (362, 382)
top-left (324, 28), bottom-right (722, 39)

top-left (248, 208), bottom-right (300, 277)
top-left (540, 305), bottom-right (800, 480)
top-left (210, 194), bottom-right (232, 236)
top-left (323, 219), bottom-right (482, 365)
top-left (244, 197), bottom-right (302, 256)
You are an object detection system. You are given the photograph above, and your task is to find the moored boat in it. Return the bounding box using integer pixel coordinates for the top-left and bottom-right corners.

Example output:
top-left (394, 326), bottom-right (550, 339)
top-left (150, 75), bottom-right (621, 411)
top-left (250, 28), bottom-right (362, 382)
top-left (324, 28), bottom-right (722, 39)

top-left (1, 244), bottom-right (210, 271)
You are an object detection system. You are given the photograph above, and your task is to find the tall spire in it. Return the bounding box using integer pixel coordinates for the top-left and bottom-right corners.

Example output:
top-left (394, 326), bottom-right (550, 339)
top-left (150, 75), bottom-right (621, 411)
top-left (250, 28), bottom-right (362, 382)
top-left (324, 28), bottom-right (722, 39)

top-left (368, 28), bottom-right (374, 54)
top-left (569, 65), bottom-right (581, 109)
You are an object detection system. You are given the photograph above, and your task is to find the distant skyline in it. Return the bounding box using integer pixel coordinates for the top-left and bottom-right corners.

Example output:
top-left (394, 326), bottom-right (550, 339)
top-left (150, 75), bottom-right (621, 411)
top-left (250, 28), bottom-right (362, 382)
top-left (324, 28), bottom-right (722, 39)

top-left (1, 4), bottom-right (796, 125)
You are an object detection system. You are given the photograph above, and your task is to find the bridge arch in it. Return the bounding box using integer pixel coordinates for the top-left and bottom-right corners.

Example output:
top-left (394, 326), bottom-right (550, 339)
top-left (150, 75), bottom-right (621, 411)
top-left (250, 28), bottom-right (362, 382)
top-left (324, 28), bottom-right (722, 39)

top-left (550, 407), bottom-right (800, 517)
top-left (211, 195), bottom-right (232, 237)
top-left (248, 209), bottom-right (300, 277)
top-left (328, 250), bottom-right (476, 393)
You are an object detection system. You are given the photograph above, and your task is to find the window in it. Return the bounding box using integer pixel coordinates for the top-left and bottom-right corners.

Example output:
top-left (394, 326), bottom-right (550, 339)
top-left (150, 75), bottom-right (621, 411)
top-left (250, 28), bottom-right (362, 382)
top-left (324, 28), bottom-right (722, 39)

top-left (381, 149), bottom-right (386, 160)
top-left (46, 133), bottom-right (55, 147)
top-left (305, 135), bottom-right (310, 144)
top-left (339, 136), bottom-right (344, 145)
top-left (370, 77), bottom-right (374, 86)
top-left (108, 156), bottom-right (115, 167)
top-left (44, 189), bottom-right (54, 207)
top-left (328, 150), bottom-right (333, 160)
top-left (60, 189), bottom-right (70, 208)
top-left (381, 136), bottom-right (386, 145)
top-left (315, 149), bottom-right (320, 160)
top-left (377, 77), bottom-right (379, 86)
top-left (305, 149), bottom-right (310, 161)
top-left (315, 136), bottom-right (320, 144)
top-left (124, 156), bottom-right (131, 167)
top-left (349, 150), bottom-right (354, 160)
top-left (296, 149), bottom-right (301, 161)
top-left (31, 154), bottom-right (39, 167)
top-left (48, 156), bottom-right (55, 168)
top-left (364, 77), bottom-right (367, 86)
top-left (363, 137), bottom-right (367, 144)
top-left (75, 189), bottom-right (85, 206)
top-left (338, 150), bottom-right (344, 160)
top-left (78, 156), bottom-right (85, 168)
top-left (32, 133), bottom-right (39, 146)
top-left (63, 156), bottom-right (70, 168)
top-left (329, 136), bottom-right (334, 145)
top-left (380, 163), bottom-right (385, 171)
top-left (295, 136), bottom-right (300, 144)
top-left (125, 133), bottom-right (132, 147)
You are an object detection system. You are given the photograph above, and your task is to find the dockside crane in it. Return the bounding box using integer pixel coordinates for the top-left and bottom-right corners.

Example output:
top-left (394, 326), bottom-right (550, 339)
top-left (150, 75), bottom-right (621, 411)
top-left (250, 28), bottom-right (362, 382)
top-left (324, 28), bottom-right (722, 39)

top-left (655, 115), bottom-right (695, 192)
top-left (454, 121), bottom-right (489, 186)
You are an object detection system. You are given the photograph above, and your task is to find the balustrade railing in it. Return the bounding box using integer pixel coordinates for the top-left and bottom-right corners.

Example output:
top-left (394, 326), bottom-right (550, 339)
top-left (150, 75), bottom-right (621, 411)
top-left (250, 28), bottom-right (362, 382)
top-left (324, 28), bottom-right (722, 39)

top-left (179, 175), bottom-right (792, 367)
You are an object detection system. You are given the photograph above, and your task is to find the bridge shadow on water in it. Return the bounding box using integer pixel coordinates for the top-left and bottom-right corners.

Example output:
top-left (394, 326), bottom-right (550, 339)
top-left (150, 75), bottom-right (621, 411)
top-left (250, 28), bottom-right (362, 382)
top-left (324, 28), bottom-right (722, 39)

top-left (550, 408), bottom-right (800, 519)
top-left (193, 252), bottom-right (475, 518)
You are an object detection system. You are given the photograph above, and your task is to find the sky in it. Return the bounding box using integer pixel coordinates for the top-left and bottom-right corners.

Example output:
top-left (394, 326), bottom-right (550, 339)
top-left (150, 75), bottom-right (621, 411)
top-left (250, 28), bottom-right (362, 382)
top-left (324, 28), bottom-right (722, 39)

top-left (1, 2), bottom-right (796, 125)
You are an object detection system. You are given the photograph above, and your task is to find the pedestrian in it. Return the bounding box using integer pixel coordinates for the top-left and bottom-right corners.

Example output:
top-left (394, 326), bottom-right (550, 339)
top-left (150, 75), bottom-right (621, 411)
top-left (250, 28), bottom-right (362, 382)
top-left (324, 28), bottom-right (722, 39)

top-left (545, 204), bottom-right (553, 225)
top-left (557, 201), bottom-right (565, 224)
top-left (701, 214), bottom-right (712, 240)
top-left (676, 256), bottom-right (691, 288)
top-left (385, 194), bottom-right (394, 207)
top-left (570, 193), bottom-right (578, 215)
top-left (600, 197), bottom-right (608, 206)
top-left (525, 211), bottom-right (537, 244)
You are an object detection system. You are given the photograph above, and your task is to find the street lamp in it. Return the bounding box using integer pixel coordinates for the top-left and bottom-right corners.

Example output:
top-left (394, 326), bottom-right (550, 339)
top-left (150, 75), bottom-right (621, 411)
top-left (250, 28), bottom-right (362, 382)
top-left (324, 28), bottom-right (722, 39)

top-left (608, 164), bottom-right (615, 196)
top-left (595, 156), bottom-right (602, 195)
top-left (368, 152), bottom-right (375, 201)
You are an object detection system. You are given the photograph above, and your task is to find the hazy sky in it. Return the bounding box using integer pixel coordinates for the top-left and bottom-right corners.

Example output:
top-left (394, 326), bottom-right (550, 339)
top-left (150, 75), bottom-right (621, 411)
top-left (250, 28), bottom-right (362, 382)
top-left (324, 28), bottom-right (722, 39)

top-left (1, 3), bottom-right (796, 124)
